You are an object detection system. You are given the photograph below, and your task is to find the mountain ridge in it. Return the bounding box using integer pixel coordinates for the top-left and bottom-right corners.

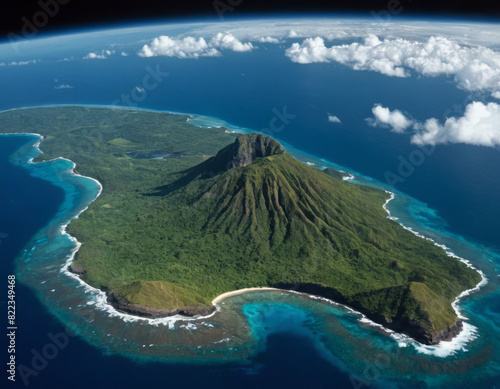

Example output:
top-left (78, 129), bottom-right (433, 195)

top-left (69, 133), bottom-right (481, 345)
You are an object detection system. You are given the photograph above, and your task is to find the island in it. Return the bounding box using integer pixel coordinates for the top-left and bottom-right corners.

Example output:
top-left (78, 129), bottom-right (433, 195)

top-left (1, 106), bottom-right (482, 345)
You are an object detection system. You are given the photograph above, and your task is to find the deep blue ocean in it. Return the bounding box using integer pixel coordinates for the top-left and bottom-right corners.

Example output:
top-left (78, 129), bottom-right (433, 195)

top-left (0, 21), bottom-right (499, 388)
top-left (1, 38), bottom-right (499, 250)
top-left (0, 135), bottom-right (369, 388)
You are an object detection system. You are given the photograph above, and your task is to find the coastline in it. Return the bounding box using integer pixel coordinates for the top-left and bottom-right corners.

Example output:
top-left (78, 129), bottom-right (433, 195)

top-left (379, 189), bottom-right (488, 355)
top-left (0, 103), bottom-right (363, 180)
top-left (382, 189), bottom-right (488, 319)
top-left (0, 107), bottom-right (488, 357)
top-left (212, 287), bottom-right (282, 305)
top-left (61, 182), bottom-right (488, 355)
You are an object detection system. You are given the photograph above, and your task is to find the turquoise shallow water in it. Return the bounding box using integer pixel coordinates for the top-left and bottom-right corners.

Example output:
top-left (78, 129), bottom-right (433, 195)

top-left (0, 18), bottom-right (499, 388)
top-left (2, 108), bottom-right (500, 388)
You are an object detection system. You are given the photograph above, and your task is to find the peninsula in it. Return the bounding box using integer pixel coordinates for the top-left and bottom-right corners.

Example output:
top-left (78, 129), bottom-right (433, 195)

top-left (0, 106), bottom-right (482, 345)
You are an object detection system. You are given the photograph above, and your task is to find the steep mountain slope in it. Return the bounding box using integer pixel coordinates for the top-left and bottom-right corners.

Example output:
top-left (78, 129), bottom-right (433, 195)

top-left (71, 133), bottom-right (481, 344)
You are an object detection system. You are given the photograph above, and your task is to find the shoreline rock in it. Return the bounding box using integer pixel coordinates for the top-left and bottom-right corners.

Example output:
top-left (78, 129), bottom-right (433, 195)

top-left (68, 264), bottom-right (86, 275)
top-left (107, 291), bottom-right (215, 319)
top-left (273, 282), bottom-right (463, 345)
top-left (71, 263), bottom-right (461, 345)
top-left (106, 281), bottom-right (462, 345)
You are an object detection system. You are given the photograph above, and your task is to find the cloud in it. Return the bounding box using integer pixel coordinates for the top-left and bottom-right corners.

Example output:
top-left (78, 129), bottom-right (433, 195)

top-left (492, 91), bottom-right (500, 99)
top-left (327, 115), bottom-right (341, 124)
top-left (411, 102), bottom-right (500, 147)
top-left (83, 49), bottom-right (114, 59)
top-left (210, 32), bottom-right (254, 52)
top-left (14, 60), bottom-right (38, 66)
top-left (138, 33), bottom-right (253, 59)
top-left (285, 35), bottom-right (406, 77)
top-left (185, 19), bottom-right (500, 49)
top-left (138, 36), bottom-right (218, 58)
top-left (54, 84), bottom-right (74, 89)
top-left (0, 59), bottom-right (38, 66)
top-left (367, 105), bottom-right (413, 133)
top-left (369, 102), bottom-right (500, 147)
top-left (286, 35), bottom-right (500, 95)
top-left (286, 37), bottom-right (332, 64)
top-left (121, 52), bottom-right (128, 57)
top-left (84, 52), bottom-right (104, 59)
top-left (257, 36), bottom-right (280, 44)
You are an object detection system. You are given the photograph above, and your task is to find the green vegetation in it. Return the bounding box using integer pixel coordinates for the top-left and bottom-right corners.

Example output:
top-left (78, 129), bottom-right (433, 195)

top-left (0, 106), bottom-right (482, 343)
top-left (349, 282), bottom-right (457, 332)
top-left (112, 281), bottom-right (211, 310)
top-left (323, 167), bottom-right (349, 180)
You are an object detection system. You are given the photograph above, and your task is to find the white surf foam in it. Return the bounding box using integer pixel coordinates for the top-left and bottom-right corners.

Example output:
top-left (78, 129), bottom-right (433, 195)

top-left (17, 133), bottom-right (219, 328)
top-left (11, 128), bottom-right (488, 355)
top-left (381, 190), bottom-right (488, 356)
top-left (342, 172), bottom-right (355, 181)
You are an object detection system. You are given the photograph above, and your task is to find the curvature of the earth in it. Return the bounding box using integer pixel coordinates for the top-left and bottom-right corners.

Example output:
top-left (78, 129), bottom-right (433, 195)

top-left (1, 16), bottom-right (500, 389)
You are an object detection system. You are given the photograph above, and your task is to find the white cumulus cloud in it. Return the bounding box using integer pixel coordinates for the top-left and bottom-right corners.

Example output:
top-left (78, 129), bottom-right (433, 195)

top-left (54, 84), bottom-right (74, 89)
top-left (286, 37), bottom-right (331, 64)
top-left (367, 105), bottom-right (413, 133)
top-left (210, 32), bottom-right (254, 52)
top-left (0, 59), bottom-right (38, 66)
top-left (286, 35), bottom-right (500, 95)
top-left (328, 115), bottom-right (341, 124)
top-left (83, 49), bottom-right (114, 59)
top-left (257, 36), bottom-right (280, 44)
top-left (138, 36), bottom-right (218, 58)
top-left (411, 102), bottom-right (500, 147)
top-left (138, 33), bottom-right (253, 59)
top-left (369, 102), bottom-right (500, 147)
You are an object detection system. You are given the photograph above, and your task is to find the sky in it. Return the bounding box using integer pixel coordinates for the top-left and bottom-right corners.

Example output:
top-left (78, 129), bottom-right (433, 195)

top-left (2, 0), bottom-right (500, 39)
top-left (2, 3), bottom-right (500, 149)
